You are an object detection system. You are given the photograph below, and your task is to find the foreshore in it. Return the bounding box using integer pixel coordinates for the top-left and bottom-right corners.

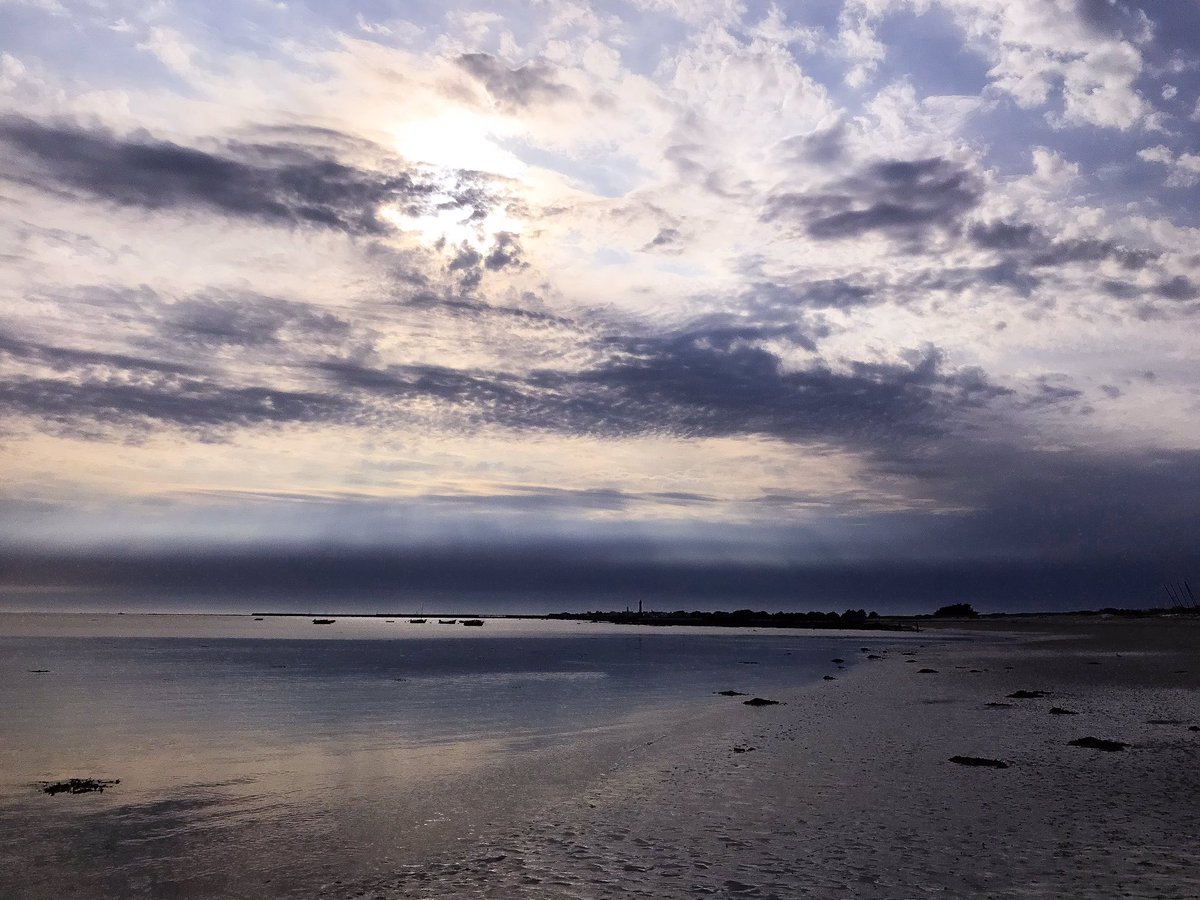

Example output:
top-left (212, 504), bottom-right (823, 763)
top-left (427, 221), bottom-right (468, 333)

top-left (334, 615), bottom-right (1200, 899)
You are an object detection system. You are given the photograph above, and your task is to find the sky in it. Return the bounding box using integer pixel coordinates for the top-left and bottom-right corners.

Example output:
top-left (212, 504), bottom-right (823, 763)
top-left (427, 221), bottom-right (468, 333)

top-left (1, 0), bottom-right (1198, 613)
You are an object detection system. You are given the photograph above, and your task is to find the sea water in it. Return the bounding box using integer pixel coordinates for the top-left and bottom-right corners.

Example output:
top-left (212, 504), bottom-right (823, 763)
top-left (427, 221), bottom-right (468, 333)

top-left (0, 613), bottom-right (875, 897)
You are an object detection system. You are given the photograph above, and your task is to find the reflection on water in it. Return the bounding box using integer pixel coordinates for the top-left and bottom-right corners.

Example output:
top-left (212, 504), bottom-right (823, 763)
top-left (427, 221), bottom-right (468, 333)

top-left (0, 614), bottom-right (866, 897)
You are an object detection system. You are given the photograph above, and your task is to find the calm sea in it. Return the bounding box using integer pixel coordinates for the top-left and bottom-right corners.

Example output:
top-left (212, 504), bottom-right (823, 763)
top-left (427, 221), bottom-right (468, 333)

top-left (0, 613), bottom-right (875, 898)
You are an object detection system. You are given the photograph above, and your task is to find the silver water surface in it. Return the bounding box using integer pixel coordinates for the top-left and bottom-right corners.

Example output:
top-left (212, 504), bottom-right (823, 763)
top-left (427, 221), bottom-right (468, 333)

top-left (0, 613), bottom-right (875, 898)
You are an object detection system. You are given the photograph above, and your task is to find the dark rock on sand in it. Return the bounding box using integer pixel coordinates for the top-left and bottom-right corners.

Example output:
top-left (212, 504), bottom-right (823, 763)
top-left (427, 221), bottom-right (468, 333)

top-left (1050, 707), bottom-right (1079, 715)
top-left (867, 654), bottom-right (883, 660)
top-left (823, 675), bottom-right (836, 681)
top-left (716, 690), bottom-right (748, 696)
top-left (1146, 719), bottom-right (1182, 725)
top-left (27, 669), bottom-right (50, 673)
top-left (1007, 690), bottom-right (1048, 699)
top-left (985, 702), bottom-right (1014, 708)
top-left (917, 668), bottom-right (939, 674)
top-left (831, 658), bottom-right (845, 664)
top-left (732, 746), bottom-right (756, 753)
top-left (40, 778), bottom-right (120, 796)
top-left (949, 756), bottom-right (1009, 769)
top-left (743, 697), bottom-right (781, 706)
top-left (1188, 726), bottom-right (1200, 732)
top-left (1069, 736), bottom-right (1128, 752)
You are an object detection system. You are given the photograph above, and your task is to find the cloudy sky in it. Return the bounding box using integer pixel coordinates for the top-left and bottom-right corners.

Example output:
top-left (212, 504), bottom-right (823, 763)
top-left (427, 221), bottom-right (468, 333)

top-left (2, 0), bottom-right (1198, 612)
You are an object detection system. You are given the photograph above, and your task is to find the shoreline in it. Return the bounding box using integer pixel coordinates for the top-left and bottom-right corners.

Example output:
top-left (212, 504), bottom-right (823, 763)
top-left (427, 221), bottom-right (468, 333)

top-left (332, 616), bottom-right (1200, 898)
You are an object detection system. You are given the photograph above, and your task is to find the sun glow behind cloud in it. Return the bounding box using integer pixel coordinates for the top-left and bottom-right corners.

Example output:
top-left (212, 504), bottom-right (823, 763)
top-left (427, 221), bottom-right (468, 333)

top-left (393, 108), bottom-right (525, 176)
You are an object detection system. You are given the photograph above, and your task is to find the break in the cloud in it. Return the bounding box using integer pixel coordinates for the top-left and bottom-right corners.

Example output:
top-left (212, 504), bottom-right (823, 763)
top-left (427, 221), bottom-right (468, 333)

top-left (1, 0), bottom-right (1198, 613)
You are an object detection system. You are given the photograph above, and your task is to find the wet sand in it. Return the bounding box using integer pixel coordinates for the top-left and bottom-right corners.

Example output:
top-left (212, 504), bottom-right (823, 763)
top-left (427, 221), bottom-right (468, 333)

top-left (332, 616), bottom-right (1200, 898)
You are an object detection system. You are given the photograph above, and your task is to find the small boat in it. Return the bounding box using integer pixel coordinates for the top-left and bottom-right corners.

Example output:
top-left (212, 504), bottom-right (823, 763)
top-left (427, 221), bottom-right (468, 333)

top-left (460, 619), bottom-right (484, 627)
top-left (312, 618), bottom-right (335, 625)
top-left (438, 619), bottom-right (457, 625)
top-left (409, 618), bottom-right (427, 624)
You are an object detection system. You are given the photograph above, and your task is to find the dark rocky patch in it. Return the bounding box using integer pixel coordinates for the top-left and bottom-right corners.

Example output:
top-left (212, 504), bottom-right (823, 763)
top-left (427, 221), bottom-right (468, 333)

top-left (1069, 736), bottom-right (1128, 751)
top-left (1147, 719), bottom-right (1182, 725)
top-left (822, 675), bottom-right (836, 680)
top-left (1188, 726), bottom-right (1199, 732)
top-left (743, 697), bottom-right (781, 706)
top-left (949, 756), bottom-right (1009, 769)
top-left (27, 669), bottom-right (50, 673)
top-left (831, 658), bottom-right (845, 664)
top-left (716, 690), bottom-right (748, 696)
top-left (1007, 690), bottom-right (1048, 699)
top-left (1050, 707), bottom-right (1079, 715)
top-left (731, 746), bottom-right (756, 753)
top-left (985, 702), bottom-right (1014, 708)
top-left (40, 778), bottom-right (120, 795)
top-left (917, 668), bottom-right (939, 674)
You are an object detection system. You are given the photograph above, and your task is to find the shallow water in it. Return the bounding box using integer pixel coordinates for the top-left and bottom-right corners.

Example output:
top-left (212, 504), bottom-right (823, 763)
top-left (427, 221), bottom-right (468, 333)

top-left (0, 613), bottom-right (875, 898)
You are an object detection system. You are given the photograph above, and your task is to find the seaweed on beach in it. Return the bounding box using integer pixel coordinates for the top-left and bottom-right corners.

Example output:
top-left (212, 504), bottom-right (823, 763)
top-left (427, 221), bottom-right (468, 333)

top-left (1068, 737), bottom-right (1128, 752)
top-left (949, 756), bottom-right (1009, 769)
top-left (39, 778), bottom-right (120, 795)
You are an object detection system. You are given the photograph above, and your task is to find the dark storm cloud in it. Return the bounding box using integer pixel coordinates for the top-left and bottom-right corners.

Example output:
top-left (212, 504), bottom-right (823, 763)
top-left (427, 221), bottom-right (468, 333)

top-left (3, 298), bottom-right (1023, 452)
top-left (1155, 275), bottom-right (1199, 300)
top-left (440, 232), bottom-right (527, 289)
top-left (0, 376), bottom-right (344, 434)
top-left (0, 328), bottom-right (198, 377)
top-left (315, 359), bottom-right (533, 413)
top-left (774, 119), bottom-right (848, 167)
top-left (792, 278), bottom-right (873, 309)
top-left (1025, 376), bottom-right (1085, 407)
top-left (968, 220), bottom-right (1158, 270)
top-left (548, 328), bottom-right (1011, 446)
top-left (738, 277), bottom-right (874, 311)
top-left (402, 290), bottom-right (572, 326)
top-left (0, 321), bottom-right (346, 435)
top-left (0, 116), bottom-right (439, 233)
top-left (160, 293), bottom-right (351, 348)
top-left (483, 232), bottom-right (526, 271)
top-left (7, 440), bottom-right (1199, 612)
top-left (456, 53), bottom-right (576, 109)
top-left (892, 443), bottom-right (1200, 570)
top-left (764, 157), bottom-right (982, 243)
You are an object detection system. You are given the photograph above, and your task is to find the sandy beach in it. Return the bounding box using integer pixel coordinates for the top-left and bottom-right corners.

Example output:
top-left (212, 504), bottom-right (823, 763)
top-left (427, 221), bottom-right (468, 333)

top-left (329, 616), bottom-right (1200, 899)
